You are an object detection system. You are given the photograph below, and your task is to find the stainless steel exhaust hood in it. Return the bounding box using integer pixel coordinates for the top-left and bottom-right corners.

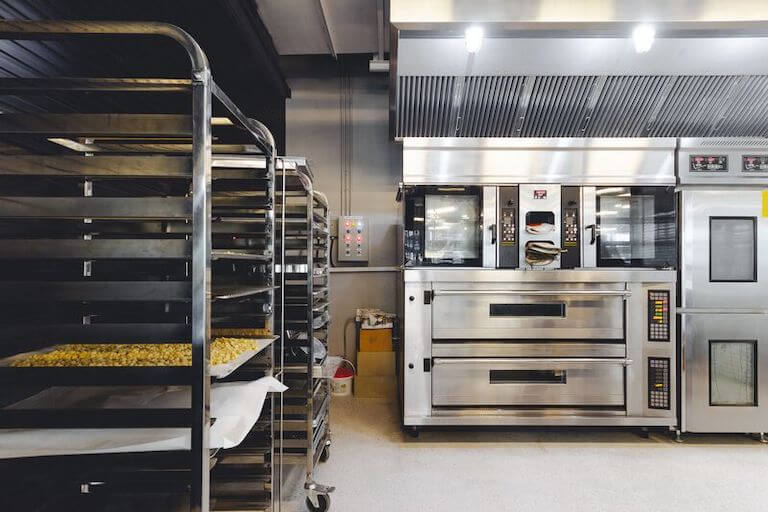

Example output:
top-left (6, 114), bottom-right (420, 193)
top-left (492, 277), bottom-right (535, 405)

top-left (389, 1), bottom-right (768, 139)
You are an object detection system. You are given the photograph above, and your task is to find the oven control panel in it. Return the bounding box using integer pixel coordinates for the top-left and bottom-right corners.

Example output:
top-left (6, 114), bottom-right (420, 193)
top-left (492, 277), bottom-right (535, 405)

top-left (742, 155), bottom-right (768, 172)
top-left (338, 215), bottom-right (369, 262)
top-left (501, 208), bottom-right (516, 245)
top-left (648, 357), bottom-right (671, 410)
top-left (690, 155), bottom-right (728, 172)
top-left (497, 186), bottom-right (519, 269)
top-left (647, 290), bottom-right (670, 342)
top-left (560, 186), bottom-right (580, 269)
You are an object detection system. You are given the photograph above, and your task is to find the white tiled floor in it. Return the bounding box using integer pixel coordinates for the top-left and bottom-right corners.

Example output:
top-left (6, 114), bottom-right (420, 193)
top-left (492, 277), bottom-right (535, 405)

top-left (283, 396), bottom-right (768, 512)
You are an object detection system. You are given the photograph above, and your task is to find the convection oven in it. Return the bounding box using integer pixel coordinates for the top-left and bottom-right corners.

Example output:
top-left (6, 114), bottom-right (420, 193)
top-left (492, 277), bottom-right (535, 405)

top-left (399, 138), bottom-right (678, 432)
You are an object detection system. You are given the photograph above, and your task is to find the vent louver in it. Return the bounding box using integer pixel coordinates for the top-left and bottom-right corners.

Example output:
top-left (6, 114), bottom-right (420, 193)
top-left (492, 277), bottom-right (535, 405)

top-left (396, 75), bottom-right (768, 139)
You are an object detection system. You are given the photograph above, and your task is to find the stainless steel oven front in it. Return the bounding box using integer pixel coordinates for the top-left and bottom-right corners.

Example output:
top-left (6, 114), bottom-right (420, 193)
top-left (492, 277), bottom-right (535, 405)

top-left (400, 138), bottom-right (678, 430)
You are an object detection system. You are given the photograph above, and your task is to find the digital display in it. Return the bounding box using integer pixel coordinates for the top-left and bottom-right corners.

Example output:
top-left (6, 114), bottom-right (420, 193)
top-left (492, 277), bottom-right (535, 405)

top-left (648, 290), bottom-right (670, 342)
top-left (742, 155), bottom-right (768, 172)
top-left (690, 155), bottom-right (728, 172)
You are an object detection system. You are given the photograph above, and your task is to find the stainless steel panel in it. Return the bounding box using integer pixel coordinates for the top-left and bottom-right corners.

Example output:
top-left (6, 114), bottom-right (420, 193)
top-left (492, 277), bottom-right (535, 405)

top-left (405, 413), bottom-right (675, 427)
top-left (482, 186), bottom-right (496, 268)
top-left (432, 342), bottom-right (626, 358)
top-left (431, 287), bottom-right (625, 339)
top-left (678, 138), bottom-right (768, 185)
top-left (680, 189), bottom-right (768, 309)
top-left (404, 268), bottom-right (677, 283)
top-left (682, 313), bottom-right (768, 433)
top-left (403, 281), bottom-right (432, 420)
top-left (402, 137), bottom-right (676, 185)
top-left (432, 358), bottom-right (626, 407)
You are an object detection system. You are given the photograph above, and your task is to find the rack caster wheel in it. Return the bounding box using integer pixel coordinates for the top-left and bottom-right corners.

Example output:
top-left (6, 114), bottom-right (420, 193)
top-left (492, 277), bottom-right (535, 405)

top-left (306, 494), bottom-right (331, 512)
top-left (320, 444), bottom-right (331, 462)
top-left (405, 426), bottom-right (420, 438)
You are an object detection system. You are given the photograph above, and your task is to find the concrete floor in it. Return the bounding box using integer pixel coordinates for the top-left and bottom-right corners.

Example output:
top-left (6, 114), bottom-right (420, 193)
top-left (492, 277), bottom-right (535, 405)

top-left (284, 396), bottom-right (768, 512)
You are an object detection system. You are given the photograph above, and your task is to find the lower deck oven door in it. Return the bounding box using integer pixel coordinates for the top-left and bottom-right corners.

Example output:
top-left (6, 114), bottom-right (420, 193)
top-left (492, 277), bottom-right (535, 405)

top-left (432, 358), bottom-right (626, 407)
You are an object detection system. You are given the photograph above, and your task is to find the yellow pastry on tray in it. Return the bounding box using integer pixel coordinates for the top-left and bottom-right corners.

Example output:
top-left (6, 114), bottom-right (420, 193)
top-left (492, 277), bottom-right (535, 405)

top-left (11, 338), bottom-right (265, 367)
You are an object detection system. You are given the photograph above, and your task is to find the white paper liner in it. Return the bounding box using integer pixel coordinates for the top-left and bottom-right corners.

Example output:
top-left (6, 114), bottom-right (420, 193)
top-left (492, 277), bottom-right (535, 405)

top-left (0, 376), bottom-right (287, 460)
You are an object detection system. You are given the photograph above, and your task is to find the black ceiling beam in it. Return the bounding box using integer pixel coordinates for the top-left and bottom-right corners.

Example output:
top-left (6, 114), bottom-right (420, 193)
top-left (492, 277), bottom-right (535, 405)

top-left (217, 0), bottom-right (290, 99)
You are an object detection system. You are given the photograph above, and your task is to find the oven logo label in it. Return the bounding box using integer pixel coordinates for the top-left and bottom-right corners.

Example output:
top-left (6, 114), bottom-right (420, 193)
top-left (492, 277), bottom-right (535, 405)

top-left (533, 190), bottom-right (547, 199)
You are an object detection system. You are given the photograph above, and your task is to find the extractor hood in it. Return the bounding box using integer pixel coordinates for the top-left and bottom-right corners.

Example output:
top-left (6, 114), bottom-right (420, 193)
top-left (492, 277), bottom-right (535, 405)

top-left (389, 0), bottom-right (768, 139)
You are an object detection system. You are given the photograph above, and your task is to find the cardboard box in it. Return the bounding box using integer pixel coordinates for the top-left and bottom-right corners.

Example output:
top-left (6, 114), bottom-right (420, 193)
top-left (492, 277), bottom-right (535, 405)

top-left (357, 351), bottom-right (395, 376)
top-left (359, 328), bottom-right (392, 352)
top-left (354, 375), bottom-right (395, 398)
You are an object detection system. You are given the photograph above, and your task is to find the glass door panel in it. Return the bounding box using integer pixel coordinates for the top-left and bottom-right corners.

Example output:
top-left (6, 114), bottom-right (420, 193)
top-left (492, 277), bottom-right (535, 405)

top-left (596, 186), bottom-right (676, 268)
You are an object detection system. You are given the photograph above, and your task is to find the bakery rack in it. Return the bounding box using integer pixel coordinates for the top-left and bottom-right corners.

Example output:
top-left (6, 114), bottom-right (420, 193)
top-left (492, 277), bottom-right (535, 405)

top-left (275, 158), bottom-right (334, 512)
top-left (0, 21), bottom-right (281, 512)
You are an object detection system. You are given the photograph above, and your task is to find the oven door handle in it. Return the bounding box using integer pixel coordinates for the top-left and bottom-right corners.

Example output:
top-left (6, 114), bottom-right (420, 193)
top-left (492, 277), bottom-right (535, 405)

top-left (586, 223), bottom-right (597, 245)
top-left (433, 290), bottom-right (631, 298)
top-left (433, 358), bottom-right (634, 366)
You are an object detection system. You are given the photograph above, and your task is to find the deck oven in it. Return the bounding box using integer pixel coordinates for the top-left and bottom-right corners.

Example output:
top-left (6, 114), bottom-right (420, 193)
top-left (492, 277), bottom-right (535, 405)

top-left (399, 138), bottom-right (677, 433)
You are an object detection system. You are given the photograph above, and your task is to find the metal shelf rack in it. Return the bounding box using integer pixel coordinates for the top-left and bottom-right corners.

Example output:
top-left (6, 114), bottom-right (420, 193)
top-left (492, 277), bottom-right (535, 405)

top-left (0, 21), bottom-right (281, 512)
top-left (275, 158), bottom-right (334, 511)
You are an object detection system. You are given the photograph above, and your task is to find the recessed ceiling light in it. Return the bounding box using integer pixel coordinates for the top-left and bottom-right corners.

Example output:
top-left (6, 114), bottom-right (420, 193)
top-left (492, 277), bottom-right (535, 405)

top-left (632, 24), bottom-right (655, 53)
top-left (465, 26), bottom-right (484, 53)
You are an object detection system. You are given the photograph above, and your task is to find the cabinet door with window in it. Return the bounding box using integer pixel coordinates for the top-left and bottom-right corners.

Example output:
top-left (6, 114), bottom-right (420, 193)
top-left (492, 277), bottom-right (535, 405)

top-left (680, 189), bottom-right (768, 309)
top-left (682, 313), bottom-right (768, 432)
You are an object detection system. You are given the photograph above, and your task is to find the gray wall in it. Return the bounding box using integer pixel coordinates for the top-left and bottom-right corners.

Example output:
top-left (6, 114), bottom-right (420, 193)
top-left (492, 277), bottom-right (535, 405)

top-left (285, 69), bottom-right (401, 361)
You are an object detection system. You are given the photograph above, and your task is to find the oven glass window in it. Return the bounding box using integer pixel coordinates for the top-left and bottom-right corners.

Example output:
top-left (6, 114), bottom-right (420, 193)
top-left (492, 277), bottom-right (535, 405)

top-left (710, 217), bottom-right (757, 282)
top-left (710, 340), bottom-right (757, 406)
top-left (596, 187), bottom-right (676, 268)
top-left (403, 185), bottom-right (483, 267)
top-left (425, 194), bottom-right (480, 263)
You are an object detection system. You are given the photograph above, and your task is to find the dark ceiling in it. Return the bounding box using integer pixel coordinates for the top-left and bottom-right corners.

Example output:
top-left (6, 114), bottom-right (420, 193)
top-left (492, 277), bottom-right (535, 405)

top-left (0, 0), bottom-right (289, 152)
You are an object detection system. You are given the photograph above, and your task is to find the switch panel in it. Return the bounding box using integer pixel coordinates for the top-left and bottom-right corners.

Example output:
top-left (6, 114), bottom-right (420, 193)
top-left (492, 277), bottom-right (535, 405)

top-left (338, 215), bottom-right (369, 262)
top-left (648, 357), bottom-right (671, 410)
top-left (647, 290), bottom-right (670, 342)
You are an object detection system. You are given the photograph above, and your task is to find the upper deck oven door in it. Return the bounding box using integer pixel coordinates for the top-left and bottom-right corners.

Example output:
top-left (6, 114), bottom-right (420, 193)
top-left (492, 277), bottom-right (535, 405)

top-left (680, 189), bottom-right (768, 309)
top-left (403, 185), bottom-right (495, 267)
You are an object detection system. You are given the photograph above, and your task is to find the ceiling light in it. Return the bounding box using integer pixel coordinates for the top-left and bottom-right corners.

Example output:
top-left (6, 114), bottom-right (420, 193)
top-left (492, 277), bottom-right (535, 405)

top-left (465, 26), bottom-right (484, 53)
top-left (632, 24), bottom-right (655, 53)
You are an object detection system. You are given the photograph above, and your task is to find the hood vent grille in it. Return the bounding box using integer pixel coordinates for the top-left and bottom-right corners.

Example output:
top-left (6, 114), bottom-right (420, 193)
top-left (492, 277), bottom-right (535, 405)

top-left (396, 75), bottom-right (768, 138)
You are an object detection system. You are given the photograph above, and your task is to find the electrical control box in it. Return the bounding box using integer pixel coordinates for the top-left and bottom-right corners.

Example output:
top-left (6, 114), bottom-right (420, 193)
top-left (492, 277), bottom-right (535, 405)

top-left (337, 215), bottom-right (369, 262)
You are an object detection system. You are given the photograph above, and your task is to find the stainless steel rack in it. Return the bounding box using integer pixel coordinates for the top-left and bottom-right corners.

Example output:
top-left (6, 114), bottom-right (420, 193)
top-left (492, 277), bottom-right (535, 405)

top-left (0, 21), bottom-right (281, 512)
top-left (275, 158), bottom-right (334, 512)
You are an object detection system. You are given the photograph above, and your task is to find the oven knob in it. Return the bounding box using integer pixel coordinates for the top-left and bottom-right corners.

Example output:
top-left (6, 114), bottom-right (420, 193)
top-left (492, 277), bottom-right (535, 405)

top-left (408, 363), bottom-right (414, 369)
top-left (409, 296), bottom-right (415, 301)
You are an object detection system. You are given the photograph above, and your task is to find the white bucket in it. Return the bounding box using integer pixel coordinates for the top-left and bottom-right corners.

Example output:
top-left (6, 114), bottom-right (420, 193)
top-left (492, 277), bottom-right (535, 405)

top-left (331, 375), bottom-right (353, 396)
